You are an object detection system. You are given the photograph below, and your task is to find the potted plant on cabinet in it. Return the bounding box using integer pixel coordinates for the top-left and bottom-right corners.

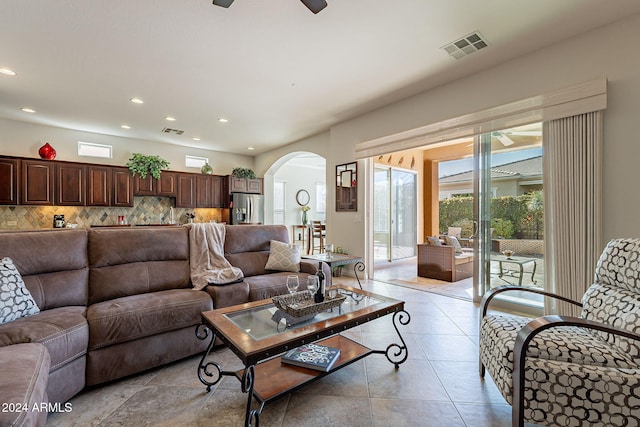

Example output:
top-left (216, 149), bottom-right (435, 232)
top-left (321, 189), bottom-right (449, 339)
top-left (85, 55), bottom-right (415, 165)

top-left (126, 153), bottom-right (170, 179)
top-left (231, 167), bottom-right (256, 179)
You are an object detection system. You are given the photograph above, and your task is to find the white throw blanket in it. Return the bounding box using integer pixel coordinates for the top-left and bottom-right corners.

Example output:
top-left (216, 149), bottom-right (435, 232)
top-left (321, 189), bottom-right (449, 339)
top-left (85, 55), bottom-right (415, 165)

top-left (186, 223), bottom-right (244, 290)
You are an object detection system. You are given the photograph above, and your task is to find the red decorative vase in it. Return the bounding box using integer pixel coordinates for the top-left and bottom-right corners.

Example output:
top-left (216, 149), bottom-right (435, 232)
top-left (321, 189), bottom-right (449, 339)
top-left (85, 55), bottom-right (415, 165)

top-left (38, 142), bottom-right (56, 160)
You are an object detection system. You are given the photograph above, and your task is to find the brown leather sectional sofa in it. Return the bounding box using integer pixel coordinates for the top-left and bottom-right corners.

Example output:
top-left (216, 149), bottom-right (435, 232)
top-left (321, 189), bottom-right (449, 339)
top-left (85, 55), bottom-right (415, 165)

top-left (0, 224), bottom-right (328, 427)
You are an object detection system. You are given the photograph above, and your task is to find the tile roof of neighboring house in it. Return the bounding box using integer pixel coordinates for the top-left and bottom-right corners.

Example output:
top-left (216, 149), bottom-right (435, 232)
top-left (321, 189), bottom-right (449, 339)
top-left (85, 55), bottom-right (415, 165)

top-left (440, 156), bottom-right (542, 183)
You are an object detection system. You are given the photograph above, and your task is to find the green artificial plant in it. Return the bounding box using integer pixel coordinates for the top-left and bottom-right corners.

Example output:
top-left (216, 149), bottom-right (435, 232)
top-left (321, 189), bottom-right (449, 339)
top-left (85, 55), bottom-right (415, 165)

top-left (231, 167), bottom-right (256, 179)
top-left (126, 153), bottom-right (170, 180)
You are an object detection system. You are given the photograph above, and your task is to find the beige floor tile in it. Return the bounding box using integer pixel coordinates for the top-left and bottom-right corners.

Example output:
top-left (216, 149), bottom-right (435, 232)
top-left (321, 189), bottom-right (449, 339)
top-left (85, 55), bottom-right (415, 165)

top-left (371, 398), bottom-right (464, 427)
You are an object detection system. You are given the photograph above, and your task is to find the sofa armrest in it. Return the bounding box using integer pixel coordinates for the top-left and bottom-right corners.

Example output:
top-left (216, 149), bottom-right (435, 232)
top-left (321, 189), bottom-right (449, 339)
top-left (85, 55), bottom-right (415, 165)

top-left (299, 260), bottom-right (332, 288)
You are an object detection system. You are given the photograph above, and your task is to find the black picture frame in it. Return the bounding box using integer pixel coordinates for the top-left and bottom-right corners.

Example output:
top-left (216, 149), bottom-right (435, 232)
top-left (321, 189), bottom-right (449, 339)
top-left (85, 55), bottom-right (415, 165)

top-left (336, 162), bottom-right (357, 211)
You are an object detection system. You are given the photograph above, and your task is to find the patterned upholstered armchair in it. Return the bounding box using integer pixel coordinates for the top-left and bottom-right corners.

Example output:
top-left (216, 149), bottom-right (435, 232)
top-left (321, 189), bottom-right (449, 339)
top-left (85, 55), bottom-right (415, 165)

top-left (479, 238), bottom-right (640, 427)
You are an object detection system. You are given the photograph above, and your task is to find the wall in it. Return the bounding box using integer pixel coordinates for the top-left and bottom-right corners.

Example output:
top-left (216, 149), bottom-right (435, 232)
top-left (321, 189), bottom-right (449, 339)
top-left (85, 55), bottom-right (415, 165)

top-left (274, 161), bottom-right (325, 228)
top-left (0, 119), bottom-right (251, 230)
top-left (257, 13), bottom-right (640, 268)
top-left (0, 118), bottom-right (254, 175)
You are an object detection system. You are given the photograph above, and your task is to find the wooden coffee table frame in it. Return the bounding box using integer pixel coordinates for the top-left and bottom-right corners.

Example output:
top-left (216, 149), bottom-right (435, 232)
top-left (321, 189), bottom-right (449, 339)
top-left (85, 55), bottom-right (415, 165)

top-left (195, 285), bottom-right (409, 427)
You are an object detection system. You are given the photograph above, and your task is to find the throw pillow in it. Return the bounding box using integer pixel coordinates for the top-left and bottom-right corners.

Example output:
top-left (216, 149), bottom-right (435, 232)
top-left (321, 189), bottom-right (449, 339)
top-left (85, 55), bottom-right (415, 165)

top-left (0, 257), bottom-right (40, 325)
top-left (426, 236), bottom-right (442, 246)
top-left (265, 240), bottom-right (301, 273)
top-left (444, 235), bottom-right (463, 253)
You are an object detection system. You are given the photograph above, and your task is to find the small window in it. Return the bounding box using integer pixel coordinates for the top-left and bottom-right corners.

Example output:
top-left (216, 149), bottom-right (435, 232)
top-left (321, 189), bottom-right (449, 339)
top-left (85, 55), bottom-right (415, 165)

top-left (185, 155), bottom-right (208, 169)
top-left (78, 142), bottom-right (112, 158)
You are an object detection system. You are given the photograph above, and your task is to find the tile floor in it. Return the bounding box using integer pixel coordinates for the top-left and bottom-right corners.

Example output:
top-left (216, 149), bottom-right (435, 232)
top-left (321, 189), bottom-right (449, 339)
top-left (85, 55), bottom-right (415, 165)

top-left (46, 276), bottom-right (532, 427)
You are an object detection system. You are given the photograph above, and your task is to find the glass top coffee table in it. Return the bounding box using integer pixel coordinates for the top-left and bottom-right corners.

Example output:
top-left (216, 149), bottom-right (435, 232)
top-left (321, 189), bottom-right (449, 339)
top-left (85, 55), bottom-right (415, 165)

top-left (195, 285), bottom-right (410, 427)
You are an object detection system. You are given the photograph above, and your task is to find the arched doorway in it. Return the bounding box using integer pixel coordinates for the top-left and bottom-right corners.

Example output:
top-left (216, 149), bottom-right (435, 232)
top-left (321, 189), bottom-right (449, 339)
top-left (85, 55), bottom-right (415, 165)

top-left (264, 152), bottom-right (326, 248)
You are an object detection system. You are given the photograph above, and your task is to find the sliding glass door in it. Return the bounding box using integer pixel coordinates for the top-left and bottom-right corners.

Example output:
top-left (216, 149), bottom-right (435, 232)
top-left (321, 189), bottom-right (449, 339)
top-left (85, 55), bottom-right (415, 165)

top-left (374, 166), bottom-right (417, 262)
top-left (473, 125), bottom-right (545, 303)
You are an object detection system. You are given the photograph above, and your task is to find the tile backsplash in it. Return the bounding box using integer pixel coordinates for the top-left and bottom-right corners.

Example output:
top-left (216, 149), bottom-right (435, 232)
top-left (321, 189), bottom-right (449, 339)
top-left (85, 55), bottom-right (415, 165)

top-left (0, 197), bottom-right (223, 230)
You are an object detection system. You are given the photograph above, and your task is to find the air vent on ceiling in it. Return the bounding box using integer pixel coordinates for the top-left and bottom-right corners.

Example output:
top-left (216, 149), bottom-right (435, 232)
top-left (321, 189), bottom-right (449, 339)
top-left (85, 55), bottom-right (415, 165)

top-left (162, 127), bottom-right (184, 135)
top-left (441, 31), bottom-right (488, 60)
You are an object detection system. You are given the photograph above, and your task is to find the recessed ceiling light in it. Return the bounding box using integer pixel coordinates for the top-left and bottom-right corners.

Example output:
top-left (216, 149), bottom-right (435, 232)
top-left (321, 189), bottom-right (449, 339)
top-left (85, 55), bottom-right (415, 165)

top-left (0, 68), bottom-right (16, 76)
top-left (247, 147), bottom-right (255, 151)
top-left (121, 125), bottom-right (131, 129)
top-left (165, 116), bottom-right (176, 122)
top-left (130, 97), bottom-right (144, 104)
top-left (217, 117), bottom-right (229, 123)
top-left (20, 107), bottom-right (35, 113)
top-left (192, 137), bottom-right (201, 141)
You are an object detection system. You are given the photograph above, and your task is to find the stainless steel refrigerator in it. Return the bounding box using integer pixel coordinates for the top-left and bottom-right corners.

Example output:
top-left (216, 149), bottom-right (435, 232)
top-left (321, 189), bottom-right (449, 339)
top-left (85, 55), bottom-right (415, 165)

top-left (230, 193), bottom-right (264, 224)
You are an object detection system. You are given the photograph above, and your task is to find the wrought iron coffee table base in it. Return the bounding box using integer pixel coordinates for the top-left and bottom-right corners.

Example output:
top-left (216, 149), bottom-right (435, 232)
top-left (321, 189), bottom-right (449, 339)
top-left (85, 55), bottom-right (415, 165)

top-left (195, 309), bottom-right (410, 427)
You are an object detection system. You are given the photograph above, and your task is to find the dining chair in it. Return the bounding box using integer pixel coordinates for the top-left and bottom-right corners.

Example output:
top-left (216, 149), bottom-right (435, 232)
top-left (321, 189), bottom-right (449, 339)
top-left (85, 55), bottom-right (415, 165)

top-left (311, 220), bottom-right (325, 254)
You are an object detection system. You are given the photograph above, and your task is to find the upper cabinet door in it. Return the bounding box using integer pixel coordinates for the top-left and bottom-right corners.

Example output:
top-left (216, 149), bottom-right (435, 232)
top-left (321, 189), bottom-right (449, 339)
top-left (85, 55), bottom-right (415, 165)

top-left (0, 157), bottom-right (20, 205)
top-left (87, 165), bottom-right (111, 206)
top-left (247, 178), bottom-right (263, 194)
top-left (133, 174), bottom-right (155, 196)
top-left (211, 175), bottom-right (224, 208)
top-left (176, 173), bottom-right (195, 208)
top-left (229, 176), bottom-right (247, 193)
top-left (111, 167), bottom-right (133, 207)
top-left (196, 175), bottom-right (212, 208)
top-left (22, 159), bottom-right (55, 205)
top-left (56, 162), bottom-right (85, 206)
top-left (157, 172), bottom-right (177, 197)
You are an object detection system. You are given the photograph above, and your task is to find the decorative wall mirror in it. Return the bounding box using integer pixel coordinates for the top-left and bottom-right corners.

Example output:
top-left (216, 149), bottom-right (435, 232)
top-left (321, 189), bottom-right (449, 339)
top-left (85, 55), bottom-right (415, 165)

top-left (336, 162), bottom-right (357, 211)
top-left (296, 189), bottom-right (310, 206)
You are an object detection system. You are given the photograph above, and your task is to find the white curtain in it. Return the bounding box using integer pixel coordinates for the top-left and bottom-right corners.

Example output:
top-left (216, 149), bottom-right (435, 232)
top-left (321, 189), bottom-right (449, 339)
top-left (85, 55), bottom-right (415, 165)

top-left (543, 111), bottom-right (603, 316)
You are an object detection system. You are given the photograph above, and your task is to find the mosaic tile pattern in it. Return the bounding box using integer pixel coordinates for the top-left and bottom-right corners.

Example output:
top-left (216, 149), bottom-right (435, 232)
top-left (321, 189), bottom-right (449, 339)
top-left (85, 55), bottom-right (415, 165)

top-left (0, 197), bottom-right (223, 230)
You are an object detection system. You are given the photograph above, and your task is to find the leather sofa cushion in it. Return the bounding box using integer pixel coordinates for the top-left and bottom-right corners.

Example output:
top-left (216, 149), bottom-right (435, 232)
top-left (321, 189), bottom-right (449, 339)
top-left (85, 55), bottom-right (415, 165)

top-left (87, 289), bottom-right (212, 351)
top-left (0, 343), bottom-right (50, 427)
top-left (224, 225), bottom-right (289, 277)
top-left (88, 227), bottom-right (190, 304)
top-left (245, 272), bottom-right (308, 301)
top-left (0, 306), bottom-right (88, 372)
top-left (0, 229), bottom-right (88, 309)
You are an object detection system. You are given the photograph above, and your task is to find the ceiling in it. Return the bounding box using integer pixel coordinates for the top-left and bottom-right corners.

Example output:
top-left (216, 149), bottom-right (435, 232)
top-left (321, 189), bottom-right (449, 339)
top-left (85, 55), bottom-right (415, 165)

top-left (2, 1), bottom-right (639, 156)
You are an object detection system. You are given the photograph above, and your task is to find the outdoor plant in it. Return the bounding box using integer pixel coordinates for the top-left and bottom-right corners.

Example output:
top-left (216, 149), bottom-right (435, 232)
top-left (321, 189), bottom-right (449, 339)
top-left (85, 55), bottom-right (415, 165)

top-left (491, 218), bottom-right (514, 239)
top-left (231, 167), bottom-right (256, 179)
top-left (126, 153), bottom-right (170, 180)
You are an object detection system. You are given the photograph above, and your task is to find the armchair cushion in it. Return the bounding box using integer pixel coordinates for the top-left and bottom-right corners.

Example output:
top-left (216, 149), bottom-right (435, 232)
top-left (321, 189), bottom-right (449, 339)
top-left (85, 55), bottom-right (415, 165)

top-left (444, 235), bottom-right (463, 253)
top-left (480, 314), bottom-right (638, 403)
top-left (425, 236), bottom-right (441, 246)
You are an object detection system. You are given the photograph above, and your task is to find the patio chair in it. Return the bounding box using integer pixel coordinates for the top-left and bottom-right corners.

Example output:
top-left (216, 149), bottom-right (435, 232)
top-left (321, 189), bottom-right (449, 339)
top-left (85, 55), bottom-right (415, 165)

top-left (479, 238), bottom-right (640, 426)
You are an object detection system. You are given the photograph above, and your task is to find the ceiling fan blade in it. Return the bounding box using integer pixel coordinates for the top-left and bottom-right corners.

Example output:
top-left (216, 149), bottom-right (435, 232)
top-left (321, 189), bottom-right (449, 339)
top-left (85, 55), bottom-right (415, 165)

top-left (300, 0), bottom-right (328, 14)
top-left (492, 131), bottom-right (515, 147)
top-left (212, 0), bottom-right (234, 8)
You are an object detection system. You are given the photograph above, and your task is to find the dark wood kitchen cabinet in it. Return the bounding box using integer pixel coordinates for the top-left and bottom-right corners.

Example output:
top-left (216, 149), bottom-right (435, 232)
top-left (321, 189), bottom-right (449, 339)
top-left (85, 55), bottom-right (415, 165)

top-left (176, 173), bottom-right (195, 208)
top-left (156, 172), bottom-right (177, 197)
top-left (227, 176), bottom-right (263, 194)
top-left (21, 159), bottom-right (55, 205)
top-left (194, 175), bottom-right (225, 208)
top-left (247, 178), bottom-right (263, 194)
top-left (133, 174), bottom-right (155, 196)
top-left (211, 175), bottom-right (224, 208)
top-left (55, 162), bottom-right (85, 206)
top-left (196, 175), bottom-right (212, 208)
top-left (0, 157), bottom-right (20, 205)
top-left (133, 172), bottom-right (177, 197)
top-left (111, 167), bottom-right (133, 207)
top-left (86, 165), bottom-right (111, 206)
